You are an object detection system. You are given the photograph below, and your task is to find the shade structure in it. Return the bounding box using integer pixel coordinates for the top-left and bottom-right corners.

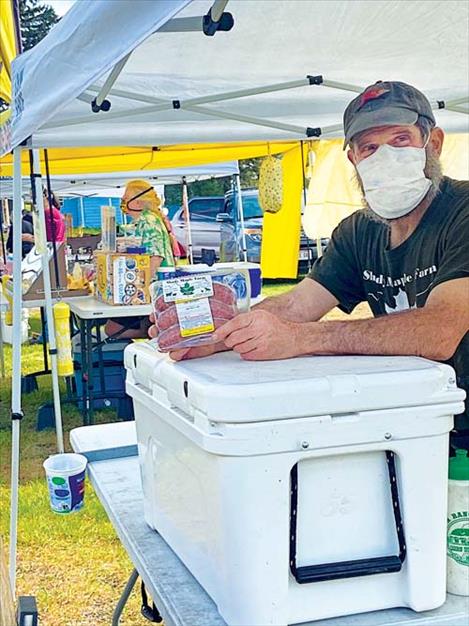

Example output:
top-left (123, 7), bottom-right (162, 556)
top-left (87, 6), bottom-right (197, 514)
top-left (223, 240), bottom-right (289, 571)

top-left (0, 0), bottom-right (20, 103)
top-left (0, 162), bottom-right (239, 197)
top-left (2, 0), bottom-right (468, 154)
top-left (0, 141), bottom-right (298, 176)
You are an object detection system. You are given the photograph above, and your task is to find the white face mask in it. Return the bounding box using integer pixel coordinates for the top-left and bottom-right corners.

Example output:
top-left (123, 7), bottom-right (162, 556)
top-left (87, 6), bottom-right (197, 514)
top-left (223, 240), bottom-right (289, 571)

top-left (356, 143), bottom-right (432, 220)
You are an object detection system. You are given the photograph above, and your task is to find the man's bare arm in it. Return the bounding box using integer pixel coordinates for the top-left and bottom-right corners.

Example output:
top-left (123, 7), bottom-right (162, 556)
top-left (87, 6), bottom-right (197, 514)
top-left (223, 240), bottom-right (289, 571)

top-left (216, 278), bottom-right (469, 362)
top-left (255, 277), bottom-right (339, 322)
top-left (297, 278), bottom-right (469, 360)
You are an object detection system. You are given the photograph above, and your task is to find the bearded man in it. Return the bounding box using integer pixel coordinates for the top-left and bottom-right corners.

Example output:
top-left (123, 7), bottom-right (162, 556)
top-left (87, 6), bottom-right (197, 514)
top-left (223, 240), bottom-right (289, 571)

top-left (150, 81), bottom-right (469, 434)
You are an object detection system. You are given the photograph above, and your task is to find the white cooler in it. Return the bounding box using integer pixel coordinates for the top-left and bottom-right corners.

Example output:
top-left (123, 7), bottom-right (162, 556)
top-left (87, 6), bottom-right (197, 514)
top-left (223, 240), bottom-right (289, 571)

top-left (124, 343), bottom-right (465, 626)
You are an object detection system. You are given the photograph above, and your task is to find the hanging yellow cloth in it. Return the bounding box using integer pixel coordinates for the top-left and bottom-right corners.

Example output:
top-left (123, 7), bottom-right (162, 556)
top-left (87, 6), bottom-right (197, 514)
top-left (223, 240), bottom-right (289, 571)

top-left (260, 144), bottom-right (304, 279)
top-left (0, 0), bottom-right (19, 103)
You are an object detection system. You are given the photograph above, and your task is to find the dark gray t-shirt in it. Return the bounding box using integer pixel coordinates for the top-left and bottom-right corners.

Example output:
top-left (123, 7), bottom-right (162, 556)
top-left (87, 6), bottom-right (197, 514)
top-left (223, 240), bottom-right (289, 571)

top-left (309, 177), bottom-right (469, 430)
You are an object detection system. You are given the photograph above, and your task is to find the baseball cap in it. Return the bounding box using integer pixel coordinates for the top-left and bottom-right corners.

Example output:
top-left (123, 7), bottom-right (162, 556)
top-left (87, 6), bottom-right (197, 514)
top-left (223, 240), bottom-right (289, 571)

top-left (343, 81), bottom-right (435, 148)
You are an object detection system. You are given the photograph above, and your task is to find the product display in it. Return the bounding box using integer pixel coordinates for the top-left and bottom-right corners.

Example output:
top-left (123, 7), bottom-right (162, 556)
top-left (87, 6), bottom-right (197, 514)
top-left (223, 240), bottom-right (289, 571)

top-left (95, 251), bottom-right (151, 305)
top-left (152, 269), bottom-right (249, 351)
top-left (447, 449), bottom-right (469, 596)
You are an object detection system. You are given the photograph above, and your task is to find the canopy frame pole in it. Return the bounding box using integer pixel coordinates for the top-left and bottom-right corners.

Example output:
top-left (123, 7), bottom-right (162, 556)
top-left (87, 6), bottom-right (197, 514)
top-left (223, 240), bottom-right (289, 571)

top-left (9, 146), bottom-right (23, 595)
top-left (181, 177), bottom-right (193, 264)
top-left (44, 149), bottom-right (61, 290)
top-left (185, 104), bottom-right (343, 137)
top-left (441, 96), bottom-right (468, 108)
top-left (79, 196), bottom-right (85, 233)
top-left (445, 105), bottom-right (469, 115)
top-left (51, 75), bottom-right (361, 131)
top-left (91, 53), bottom-right (132, 113)
top-left (234, 172), bottom-right (247, 263)
top-left (31, 149), bottom-right (65, 454)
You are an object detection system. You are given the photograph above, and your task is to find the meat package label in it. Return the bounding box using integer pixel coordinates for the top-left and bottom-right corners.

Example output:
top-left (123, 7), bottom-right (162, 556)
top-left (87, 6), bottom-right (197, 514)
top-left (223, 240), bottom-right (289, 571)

top-left (162, 275), bottom-right (214, 303)
top-left (175, 298), bottom-right (215, 337)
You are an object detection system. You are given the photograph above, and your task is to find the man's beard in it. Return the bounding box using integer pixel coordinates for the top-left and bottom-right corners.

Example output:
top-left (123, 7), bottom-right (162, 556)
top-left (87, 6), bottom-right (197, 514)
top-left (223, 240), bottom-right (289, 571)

top-left (353, 149), bottom-right (444, 224)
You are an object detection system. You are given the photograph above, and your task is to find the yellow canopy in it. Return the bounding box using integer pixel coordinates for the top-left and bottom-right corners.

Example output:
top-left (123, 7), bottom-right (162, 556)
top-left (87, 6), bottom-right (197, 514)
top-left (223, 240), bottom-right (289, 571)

top-left (0, 0), bottom-right (19, 103)
top-left (0, 141), bottom-right (299, 176)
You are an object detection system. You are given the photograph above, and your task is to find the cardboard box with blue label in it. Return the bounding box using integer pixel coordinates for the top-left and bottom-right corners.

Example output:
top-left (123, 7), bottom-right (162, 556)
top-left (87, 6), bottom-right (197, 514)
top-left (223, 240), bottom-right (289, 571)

top-left (95, 252), bottom-right (151, 305)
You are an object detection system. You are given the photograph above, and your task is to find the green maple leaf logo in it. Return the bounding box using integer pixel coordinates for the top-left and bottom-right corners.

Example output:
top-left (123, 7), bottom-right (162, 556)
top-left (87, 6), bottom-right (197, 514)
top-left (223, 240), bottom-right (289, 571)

top-left (180, 282), bottom-right (195, 296)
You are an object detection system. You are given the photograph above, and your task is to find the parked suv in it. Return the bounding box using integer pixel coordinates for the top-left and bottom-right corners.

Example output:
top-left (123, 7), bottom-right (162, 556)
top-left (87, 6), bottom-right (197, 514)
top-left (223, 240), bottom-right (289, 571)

top-left (171, 196), bottom-right (225, 260)
top-left (220, 189), bottom-right (328, 272)
top-left (171, 190), bottom-right (327, 272)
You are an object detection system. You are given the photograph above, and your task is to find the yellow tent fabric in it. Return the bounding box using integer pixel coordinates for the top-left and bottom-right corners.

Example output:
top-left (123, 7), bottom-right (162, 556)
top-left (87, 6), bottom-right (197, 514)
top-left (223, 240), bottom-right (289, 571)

top-left (261, 145), bottom-right (305, 279)
top-left (0, 140), bottom-right (299, 176)
top-left (0, 139), bottom-right (302, 279)
top-left (0, 0), bottom-right (18, 103)
top-left (303, 133), bottom-right (469, 240)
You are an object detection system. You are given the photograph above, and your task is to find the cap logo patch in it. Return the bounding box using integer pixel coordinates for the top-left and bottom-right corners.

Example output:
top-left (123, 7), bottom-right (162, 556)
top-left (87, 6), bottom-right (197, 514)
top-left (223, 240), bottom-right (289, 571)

top-left (359, 86), bottom-right (390, 107)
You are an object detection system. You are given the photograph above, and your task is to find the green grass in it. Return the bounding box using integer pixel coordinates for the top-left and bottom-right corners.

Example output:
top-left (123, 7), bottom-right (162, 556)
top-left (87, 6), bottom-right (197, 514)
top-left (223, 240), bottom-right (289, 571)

top-left (0, 311), bottom-right (150, 625)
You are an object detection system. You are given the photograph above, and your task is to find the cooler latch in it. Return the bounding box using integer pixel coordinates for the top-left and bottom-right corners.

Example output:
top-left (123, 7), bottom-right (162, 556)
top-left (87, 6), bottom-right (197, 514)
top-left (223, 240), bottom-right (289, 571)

top-left (289, 451), bottom-right (406, 583)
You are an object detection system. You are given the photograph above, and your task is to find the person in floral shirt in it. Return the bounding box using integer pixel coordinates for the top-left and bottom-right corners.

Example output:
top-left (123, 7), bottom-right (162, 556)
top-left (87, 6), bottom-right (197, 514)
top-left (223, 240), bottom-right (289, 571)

top-left (105, 180), bottom-right (178, 339)
top-left (121, 179), bottom-right (176, 276)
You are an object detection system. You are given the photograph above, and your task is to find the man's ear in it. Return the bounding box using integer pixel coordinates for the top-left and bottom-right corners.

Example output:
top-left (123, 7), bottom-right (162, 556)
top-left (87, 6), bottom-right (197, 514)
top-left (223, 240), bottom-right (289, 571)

top-left (429, 127), bottom-right (444, 156)
top-left (347, 148), bottom-right (356, 165)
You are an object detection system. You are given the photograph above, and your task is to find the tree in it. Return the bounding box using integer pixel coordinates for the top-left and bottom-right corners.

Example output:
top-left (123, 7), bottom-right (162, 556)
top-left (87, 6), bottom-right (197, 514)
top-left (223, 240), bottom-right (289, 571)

top-left (164, 158), bottom-right (262, 208)
top-left (19, 0), bottom-right (59, 52)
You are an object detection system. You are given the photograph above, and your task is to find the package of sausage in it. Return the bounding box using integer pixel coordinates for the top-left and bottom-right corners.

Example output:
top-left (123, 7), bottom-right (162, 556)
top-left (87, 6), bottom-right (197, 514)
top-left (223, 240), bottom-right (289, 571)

top-left (151, 269), bottom-right (250, 352)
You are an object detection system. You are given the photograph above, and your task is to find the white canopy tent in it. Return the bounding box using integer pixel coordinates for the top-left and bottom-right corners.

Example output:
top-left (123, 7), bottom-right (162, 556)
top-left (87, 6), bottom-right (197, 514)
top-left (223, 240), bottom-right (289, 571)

top-left (0, 162), bottom-right (239, 196)
top-left (4, 0), bottom-right (468, 153)
top-left (3, 0), bottom-right (469, 598)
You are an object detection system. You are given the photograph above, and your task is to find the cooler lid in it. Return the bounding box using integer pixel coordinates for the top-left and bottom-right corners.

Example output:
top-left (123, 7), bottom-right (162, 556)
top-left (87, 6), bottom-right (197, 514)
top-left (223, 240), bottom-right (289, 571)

top-left (128, 346), bottom-right (464, 423)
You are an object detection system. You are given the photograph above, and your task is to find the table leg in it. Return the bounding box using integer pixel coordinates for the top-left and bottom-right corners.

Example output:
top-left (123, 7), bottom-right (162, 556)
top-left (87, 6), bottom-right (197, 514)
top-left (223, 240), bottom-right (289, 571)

top-left (111, 568), bottom-right (139, 626)
top-left (79, 318), bottom-right (89, 426)
top-left (85, 319), bottom-right (95, 425)
top-left (96, 322), bottom-right (106, 402)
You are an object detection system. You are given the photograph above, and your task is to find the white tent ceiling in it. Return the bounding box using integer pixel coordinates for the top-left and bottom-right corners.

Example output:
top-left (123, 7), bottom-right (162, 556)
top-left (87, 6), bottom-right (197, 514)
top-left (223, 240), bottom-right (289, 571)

top-left (6, 0), bottom-right (469, 152)
top-left (0, 162), bottom-right (239, 197)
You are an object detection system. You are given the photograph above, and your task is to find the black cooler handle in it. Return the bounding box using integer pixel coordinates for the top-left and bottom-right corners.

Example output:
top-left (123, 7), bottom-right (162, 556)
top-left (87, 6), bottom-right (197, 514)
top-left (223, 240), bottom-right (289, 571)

top-left (289, 451), bottom-right (406, 584)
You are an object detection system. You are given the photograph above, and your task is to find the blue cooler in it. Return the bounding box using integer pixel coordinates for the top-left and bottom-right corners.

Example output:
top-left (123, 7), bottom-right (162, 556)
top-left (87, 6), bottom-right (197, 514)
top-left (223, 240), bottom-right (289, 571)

top-left (73, 339), bottom-right (131, 412)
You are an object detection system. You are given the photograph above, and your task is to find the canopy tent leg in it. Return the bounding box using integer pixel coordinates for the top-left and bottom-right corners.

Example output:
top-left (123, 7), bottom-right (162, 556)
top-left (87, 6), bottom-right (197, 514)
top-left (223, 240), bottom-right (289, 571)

top-left (181, 176), bottom-right (193, 264)
top-left (44, 149), bottom-right (61, 290)
top-left (79, 196), bottom-right (85, 234)
top-left (9, 146), bottom-right (23, 595)
top-left (234, 172), bottom-right (247, 263)
top-left (31, 149), bottom-right (65, 454)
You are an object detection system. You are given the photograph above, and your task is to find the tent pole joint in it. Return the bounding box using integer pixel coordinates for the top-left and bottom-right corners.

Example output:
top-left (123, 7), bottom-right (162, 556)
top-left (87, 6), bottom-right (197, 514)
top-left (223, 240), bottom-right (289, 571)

top-left (437, 100), bottom-right (445, 109)
top-left (306, 127), bottom-right (322, 138)
top-left (203, 8), bottom-right (234, 36)
top-left (172, 100), bottom-right (181, 109)
top-left (11, 411), bottom-right (24, 421)
top-left (91, 97), bottom-right (111, 113)
top-left (307, 75), bottom-right (324, 86)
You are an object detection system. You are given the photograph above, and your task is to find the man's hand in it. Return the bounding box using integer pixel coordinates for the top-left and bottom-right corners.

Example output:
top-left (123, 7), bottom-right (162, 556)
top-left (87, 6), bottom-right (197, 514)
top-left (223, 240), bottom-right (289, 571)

top-left (214, 309), bottom-right (302, 360)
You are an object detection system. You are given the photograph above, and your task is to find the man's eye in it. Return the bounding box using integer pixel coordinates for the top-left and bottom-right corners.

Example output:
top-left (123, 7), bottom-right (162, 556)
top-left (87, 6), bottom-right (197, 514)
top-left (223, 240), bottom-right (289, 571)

top-left (361, 144), bottom-right (377, 156)
top-left (394, 135), bottom-right (411, 145)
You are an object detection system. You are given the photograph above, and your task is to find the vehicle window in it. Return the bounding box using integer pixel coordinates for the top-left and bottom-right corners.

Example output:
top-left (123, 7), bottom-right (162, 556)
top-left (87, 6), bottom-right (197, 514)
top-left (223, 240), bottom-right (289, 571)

top-left (189, 198), bottom-right (224, 222)
top-left (226, 194), bottom-right (263, 220)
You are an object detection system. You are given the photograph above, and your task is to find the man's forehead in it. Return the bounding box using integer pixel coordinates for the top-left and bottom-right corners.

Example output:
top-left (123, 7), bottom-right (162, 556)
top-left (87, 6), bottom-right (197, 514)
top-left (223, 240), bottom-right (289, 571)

top-left (354, 124), bottom-right (419, 144)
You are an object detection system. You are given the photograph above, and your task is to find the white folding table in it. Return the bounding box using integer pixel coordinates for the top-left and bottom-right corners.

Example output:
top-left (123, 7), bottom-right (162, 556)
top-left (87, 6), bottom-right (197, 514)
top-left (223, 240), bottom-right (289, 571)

top-left (67, 296), bottom-right (152, 424)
